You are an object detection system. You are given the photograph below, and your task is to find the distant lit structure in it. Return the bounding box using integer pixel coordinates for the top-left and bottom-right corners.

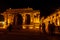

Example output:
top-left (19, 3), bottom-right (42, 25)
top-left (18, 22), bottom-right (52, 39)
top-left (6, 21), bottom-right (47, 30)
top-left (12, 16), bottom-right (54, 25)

top-left (0, 8), bottom-right (40, 30)
top-left (42, 9), bottom-right (60, 33)
top-left (1, 7), bottom-right (60, 33)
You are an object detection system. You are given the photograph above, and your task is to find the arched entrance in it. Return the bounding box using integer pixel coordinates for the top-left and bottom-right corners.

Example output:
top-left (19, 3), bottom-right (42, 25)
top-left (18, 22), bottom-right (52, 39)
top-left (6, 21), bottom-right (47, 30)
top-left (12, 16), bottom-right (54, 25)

top-left (17, 13), bottom-right (23, 25)
top-left (25, 14), bottom-right (30, 25)
top-left (12, 13), bottom-right (23, 30)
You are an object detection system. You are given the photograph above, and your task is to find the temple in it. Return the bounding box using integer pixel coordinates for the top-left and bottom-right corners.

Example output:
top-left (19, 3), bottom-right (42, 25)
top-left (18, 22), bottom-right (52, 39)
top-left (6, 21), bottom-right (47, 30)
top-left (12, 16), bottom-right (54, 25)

top-left (0, 8), bottom-right (60, 33)
top-left (41, 9), bottom-right (60, 33)
top-left (0, 8), bottom-right (40, 30)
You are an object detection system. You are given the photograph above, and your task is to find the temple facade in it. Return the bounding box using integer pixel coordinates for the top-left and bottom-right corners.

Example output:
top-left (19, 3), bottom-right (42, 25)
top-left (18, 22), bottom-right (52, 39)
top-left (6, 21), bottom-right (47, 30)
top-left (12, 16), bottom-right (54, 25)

top-left (0, 8), bottom-right (40, 30)
top-left (0, 8), bottom-right (60, 33)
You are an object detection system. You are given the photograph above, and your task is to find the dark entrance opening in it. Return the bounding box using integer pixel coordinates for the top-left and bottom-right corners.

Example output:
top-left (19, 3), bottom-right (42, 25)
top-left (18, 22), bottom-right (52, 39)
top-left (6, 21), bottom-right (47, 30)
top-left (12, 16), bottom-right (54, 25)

top-left (25, 14), bottom-right (30, 24)
top-left (17, 14), bottom-right (23, 25)
top-left (0, 15), bottom-right (4, 21)
top-left (13, 13), bottom-right (23, 30)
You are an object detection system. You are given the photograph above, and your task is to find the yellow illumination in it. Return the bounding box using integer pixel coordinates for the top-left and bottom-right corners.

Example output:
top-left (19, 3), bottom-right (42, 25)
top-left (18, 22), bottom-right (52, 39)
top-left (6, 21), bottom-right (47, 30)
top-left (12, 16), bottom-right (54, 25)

top-left (3, 26), bottom-right (6, 29)
top-left (34, 18), bottom-right (40, 23)
top-left (57, 19), bottom-right (60, 26)
top-left (22, 26), bottom-right (26, 29)
top-left (0, 22), bottom-right (4, 24)
top-left (8, 19), bottom-right (10, 24)
top-left (35, 26), bottom-right (39, 29)
top-left (29, 26), bottom-right (33, 29)
top-left (2, 22), bottom-right (4, 24)
top-left (0, 21), bottom-right (7, 29)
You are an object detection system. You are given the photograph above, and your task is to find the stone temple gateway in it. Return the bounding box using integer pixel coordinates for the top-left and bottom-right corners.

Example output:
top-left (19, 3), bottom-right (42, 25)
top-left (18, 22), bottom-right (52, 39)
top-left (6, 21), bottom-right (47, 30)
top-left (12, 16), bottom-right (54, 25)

top-left (0, 8), bottom-right (40, 30)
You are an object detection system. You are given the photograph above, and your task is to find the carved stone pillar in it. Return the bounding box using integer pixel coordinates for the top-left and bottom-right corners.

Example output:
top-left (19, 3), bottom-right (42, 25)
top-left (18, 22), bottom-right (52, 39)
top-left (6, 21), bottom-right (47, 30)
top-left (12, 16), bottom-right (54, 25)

top-left (31, 13), bottom-right (34, 25)
top-left (23, 14), bottom-right (26, 25)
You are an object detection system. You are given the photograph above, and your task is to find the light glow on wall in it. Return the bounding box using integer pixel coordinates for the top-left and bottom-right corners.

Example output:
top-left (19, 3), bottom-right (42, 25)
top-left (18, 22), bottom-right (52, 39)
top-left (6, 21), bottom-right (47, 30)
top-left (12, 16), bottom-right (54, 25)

top-left (22, 26), bottom-right (26, 29)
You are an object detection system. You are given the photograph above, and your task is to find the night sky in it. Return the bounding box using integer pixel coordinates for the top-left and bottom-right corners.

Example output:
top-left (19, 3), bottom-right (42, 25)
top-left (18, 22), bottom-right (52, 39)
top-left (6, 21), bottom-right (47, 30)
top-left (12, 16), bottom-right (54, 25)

top-left (0, 0), bottom-right (60, 17)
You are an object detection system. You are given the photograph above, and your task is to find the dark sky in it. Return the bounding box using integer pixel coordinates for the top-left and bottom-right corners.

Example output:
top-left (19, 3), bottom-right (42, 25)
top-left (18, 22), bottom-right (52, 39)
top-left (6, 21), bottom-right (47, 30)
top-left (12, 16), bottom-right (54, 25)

top-left (0, 0), bottom-right (60, 17)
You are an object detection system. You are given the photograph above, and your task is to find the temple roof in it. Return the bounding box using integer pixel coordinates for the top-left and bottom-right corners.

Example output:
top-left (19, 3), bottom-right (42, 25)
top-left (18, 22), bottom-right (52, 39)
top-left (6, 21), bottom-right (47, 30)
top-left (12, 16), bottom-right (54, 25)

top-left (1, 8), bottom-right (40, 14)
